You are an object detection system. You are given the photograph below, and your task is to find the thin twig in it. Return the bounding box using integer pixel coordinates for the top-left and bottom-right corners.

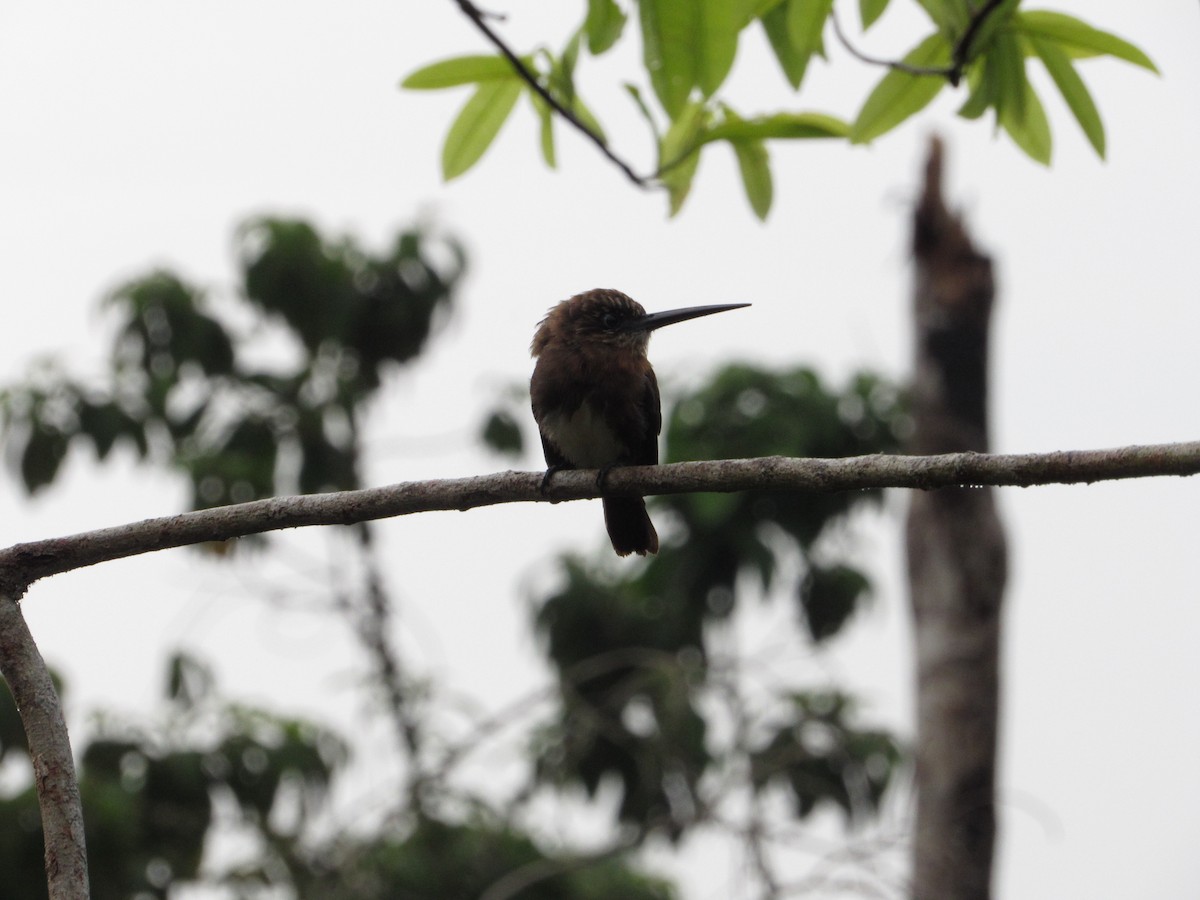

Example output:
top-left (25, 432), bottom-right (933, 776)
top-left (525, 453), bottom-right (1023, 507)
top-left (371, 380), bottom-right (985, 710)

top-left (830, 10), bottom-right (955, 79)
top-left (832, 0), bottom-right (1010, 86)
top-left (354, 521), bottom-right (429, 812)
top-left (724, 637), bottom-right (783, 899)
top-left (953, 0), bottom-right (1009, 79)
top-left (451, 0), bottom-right (651, 187)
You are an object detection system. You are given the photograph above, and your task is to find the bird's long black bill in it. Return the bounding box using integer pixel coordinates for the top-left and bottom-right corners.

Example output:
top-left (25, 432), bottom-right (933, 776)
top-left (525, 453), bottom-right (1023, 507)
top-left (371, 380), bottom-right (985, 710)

top-left (629, 302), bottom-right (751, 332)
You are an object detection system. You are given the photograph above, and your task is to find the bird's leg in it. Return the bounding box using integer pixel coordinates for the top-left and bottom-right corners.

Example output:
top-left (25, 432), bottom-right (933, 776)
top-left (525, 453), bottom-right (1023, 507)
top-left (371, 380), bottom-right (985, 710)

top-left (540, 464), bottom-right (567, 494)
top-left (595, 463), bottom-right (619, 492)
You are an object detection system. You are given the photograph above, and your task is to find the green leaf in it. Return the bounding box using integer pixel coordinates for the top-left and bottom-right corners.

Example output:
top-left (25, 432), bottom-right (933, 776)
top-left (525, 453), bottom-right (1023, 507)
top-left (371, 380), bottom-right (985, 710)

top-left (571, 94), bottom-right (608, 143)
top-left (402, 55), bottom-right (518, 90)
top-left (481, 410), bottom-right (524, 456)
top-left (79, 400), bottom-right (147, 460)
top-left (787, 0), bottom-right (834, 56)
top-left (989, 29), bottom-right (1026, 126)
top-left (956, 60), bottom-right (993, 120)
top-left (718, 105), bottom-right (774, 219)
top-left (746, 0), bottom-right (787, 21)
top-left (167, 652), bottom-right (214, 709)
top-left (701, 111), bottom-right (848, 144)
top-left (761, 1), bottom-right (810, 89)
top-left (624, 83), bottom-right (662, 144)
top-left (441, 79), bottom-right (522, 180)
top-left (1015, 11), bottom-right (1158, 73)
top-left (559, 32), bottom-right (582, 97)
top-left (538, 38), bottom-right (606, 145)
top-left (658, 101), bottom-right (709, 216)
top-left (585, 0), bottom-right (627, 54)
top-left (530, 93), bottom-right (556, 168)
top-left (660, 101), bottom-right (707, 170)
top-left (639, 0), bottom-right (741, 113)
top-left (850, 32), bottom-right (951, 144)
top-left (999, 67), bottom-right (1052, 165)
top-left (20, 422), bottom-right (68, 493)
top-left (639, 0), bottom-right (698, 117)
top-left (958, 0), bottom-right (1020, 64)
top-left (914, 0), bottom-right (967, 33)
top-left (732, 138), bottom-right (773, 220)
top-left (800, 564), bottom-right (871, 642)
top-left (761, 0), bottom-right (833, 89)
top-left (859, 0), bottom-right (890, 31)
top-left (664, 151), bottom-right (701, 216)
top-left (1029, 35), bottom-right (1105, 158)
top-left (696, 0), bottom-right (743, 96)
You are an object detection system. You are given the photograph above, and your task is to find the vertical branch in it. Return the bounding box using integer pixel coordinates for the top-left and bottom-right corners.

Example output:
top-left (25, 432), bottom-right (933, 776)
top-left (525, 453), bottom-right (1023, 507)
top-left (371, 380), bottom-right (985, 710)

top-left (336, 409), bottom-right (428, 813)
top-left (353, 520), bottom-right (428, 811)
top-left (905, 137), bottom-right (1007, 899)
top-left (0, 591), bottom-right (90, 900)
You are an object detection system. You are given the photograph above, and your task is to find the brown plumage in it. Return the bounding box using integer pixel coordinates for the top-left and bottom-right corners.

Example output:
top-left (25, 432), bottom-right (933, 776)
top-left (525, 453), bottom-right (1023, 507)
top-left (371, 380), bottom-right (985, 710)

top-left (530, 288), bottom-right (749, 556)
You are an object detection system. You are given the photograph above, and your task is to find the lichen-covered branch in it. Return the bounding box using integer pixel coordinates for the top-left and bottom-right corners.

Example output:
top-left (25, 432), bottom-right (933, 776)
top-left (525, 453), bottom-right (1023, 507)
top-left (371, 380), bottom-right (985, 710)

top-left (1, 442), bottom-right (1197, 593)
top-left (0, 593), bottom-right (88, 900)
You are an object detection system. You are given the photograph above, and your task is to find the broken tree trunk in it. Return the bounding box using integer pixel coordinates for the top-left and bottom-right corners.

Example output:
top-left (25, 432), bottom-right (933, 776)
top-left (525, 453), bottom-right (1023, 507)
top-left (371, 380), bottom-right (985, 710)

top-left (906, 137), bottom-right (1008, 900)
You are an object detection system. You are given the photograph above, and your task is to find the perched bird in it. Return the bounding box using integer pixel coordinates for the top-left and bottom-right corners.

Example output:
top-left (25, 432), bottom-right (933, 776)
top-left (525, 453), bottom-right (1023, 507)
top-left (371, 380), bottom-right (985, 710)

top-left (530, 288), bottom-right (749, 556)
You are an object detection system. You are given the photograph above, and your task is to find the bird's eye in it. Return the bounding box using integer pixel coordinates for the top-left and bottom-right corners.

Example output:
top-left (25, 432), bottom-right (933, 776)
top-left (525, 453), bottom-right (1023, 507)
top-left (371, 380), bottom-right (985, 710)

top-left (601, 312), bottom-right (619, 329)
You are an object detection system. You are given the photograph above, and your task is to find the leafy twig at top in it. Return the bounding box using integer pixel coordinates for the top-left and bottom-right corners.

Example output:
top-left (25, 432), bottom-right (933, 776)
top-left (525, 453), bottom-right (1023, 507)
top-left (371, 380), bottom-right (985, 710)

top-left (422, 1), bottom-right (1158, 207)
top-left (951, 0), bottom-right (1010, 81)
top-left (451, 0), bottom-right (652, 187)
top-left (831, 0), bottom-right (1010, 86)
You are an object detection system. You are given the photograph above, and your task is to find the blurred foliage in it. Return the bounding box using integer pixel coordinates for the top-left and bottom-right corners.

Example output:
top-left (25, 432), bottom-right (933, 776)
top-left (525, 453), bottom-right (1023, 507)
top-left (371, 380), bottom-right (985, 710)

top-left (0, 654), bottom-right (345, 899)
top-left (0, 214), bottom-right (682, 894)
top-left (0, 658), bottom-right (671, 900)
top-left (296, 817), bottom-right (675, 900)
top-left (486, 364), bottom-right (910, 839)
top-left (404, 1), bottom-right (1156, 217)
top-left (749, 690), bottom-right (901, 823)
top-left (0, 217), bottom-right (464, 508)
top-left (3, 215), bottom-right (914, 889)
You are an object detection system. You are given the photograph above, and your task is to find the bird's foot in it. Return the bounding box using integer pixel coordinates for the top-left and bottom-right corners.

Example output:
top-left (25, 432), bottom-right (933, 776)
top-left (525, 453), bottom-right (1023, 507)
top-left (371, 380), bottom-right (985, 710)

top-left (595, 463), bottom-right (619, 491)
top-left (540, 464), bottom-right (566, 495)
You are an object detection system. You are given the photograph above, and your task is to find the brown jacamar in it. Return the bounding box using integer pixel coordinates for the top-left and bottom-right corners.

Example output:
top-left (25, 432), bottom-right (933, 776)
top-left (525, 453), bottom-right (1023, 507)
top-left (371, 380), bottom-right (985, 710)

top-left (530, 288), bottom-right (749, 556)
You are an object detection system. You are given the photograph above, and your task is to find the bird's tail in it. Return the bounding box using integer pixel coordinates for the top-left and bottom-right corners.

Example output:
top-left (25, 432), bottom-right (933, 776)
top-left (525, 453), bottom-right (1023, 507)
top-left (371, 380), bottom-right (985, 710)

top-left (603, 497), bottom-right (659, 557)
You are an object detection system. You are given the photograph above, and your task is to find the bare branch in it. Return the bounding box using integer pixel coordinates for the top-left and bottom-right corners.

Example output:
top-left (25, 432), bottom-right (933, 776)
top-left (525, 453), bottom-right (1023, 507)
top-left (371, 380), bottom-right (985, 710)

top-left (0, 594), bottom-right (88, 900)
top-left (1, 442), bottom-right (1198, 592)
top-left (952, 0), bottom-right (1009, 79)
top-left (450, 0), bottom-right (652, 187)
top-left (832, 0), bottom-right (1009, 86)
top-left (831, 10), bottom-right (955, 79)
top-left (350, 522), bottom-right (430, 810)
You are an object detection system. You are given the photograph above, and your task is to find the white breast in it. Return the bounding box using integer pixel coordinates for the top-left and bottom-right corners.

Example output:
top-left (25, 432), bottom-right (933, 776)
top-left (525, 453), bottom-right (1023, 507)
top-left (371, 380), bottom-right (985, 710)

top-left (541, 401), bottom-right (624, 468)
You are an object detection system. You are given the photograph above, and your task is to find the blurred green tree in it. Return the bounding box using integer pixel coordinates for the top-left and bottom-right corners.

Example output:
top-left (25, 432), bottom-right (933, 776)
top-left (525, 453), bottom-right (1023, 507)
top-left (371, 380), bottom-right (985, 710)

top-left (2, 214), bottom-right (905, 895)
top-left (0, 655), bottom-right (673, 900)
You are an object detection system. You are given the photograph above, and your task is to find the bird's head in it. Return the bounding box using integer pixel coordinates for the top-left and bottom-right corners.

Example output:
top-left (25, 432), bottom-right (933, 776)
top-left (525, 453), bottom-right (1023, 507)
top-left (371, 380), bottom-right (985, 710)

top-left (531, 288), bottom-right (748, 358)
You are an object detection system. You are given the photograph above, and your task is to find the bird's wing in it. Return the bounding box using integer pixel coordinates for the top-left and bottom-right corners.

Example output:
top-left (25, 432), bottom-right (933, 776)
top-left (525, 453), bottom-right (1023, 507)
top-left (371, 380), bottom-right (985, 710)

top-left (638, 366), bottom-right (661, 467)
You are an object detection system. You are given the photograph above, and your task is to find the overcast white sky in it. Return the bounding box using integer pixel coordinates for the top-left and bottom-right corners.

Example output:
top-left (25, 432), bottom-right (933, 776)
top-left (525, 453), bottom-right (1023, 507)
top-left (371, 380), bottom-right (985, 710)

top-left (1, 3), bottom-right (1198, 898)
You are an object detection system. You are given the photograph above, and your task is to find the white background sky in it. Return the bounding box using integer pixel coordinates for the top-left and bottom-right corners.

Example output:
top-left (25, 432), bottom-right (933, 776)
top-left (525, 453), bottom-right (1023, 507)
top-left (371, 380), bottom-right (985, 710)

top-left (1, 2), bottom-right (1198, 898)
